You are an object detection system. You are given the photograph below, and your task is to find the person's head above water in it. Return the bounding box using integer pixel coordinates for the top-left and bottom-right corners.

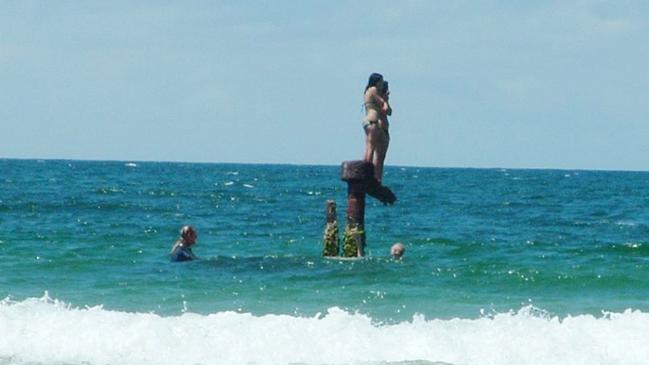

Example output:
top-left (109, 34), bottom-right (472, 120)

top-left (179, 225), bottom-right (197, 246)
top-left (365, 72), bottom-right (384, 92)
top-left (390, 242), bottom-right (405, 259)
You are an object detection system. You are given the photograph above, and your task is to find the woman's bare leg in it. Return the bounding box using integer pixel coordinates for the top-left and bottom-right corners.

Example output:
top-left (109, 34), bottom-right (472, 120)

top-left (364, 125), bottom-right (378, 162)
top-left (373, 130), bottom-right (389, 182)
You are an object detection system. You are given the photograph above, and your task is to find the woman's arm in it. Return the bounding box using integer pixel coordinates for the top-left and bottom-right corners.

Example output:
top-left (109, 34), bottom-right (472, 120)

top-left (367, 87), bottom-right (386, 106)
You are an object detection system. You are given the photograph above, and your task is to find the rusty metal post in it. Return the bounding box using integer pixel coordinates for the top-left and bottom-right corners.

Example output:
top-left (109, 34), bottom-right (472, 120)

top-left (341, 161), bottom-right (374, 257)
top-left (322, 200), bottom-right (339, 256)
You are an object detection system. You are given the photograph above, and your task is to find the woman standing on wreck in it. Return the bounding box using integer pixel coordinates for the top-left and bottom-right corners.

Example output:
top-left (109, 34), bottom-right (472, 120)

top-left (362, 73), bottom-right (392, 183)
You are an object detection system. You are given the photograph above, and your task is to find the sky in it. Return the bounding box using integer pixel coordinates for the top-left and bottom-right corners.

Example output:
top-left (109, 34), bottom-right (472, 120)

top-left (1, 1), bottom-right (648, 170)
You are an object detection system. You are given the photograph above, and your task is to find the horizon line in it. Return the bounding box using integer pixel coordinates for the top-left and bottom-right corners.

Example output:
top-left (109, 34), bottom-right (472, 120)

top-left (1, 156), bottom-right (648, 174)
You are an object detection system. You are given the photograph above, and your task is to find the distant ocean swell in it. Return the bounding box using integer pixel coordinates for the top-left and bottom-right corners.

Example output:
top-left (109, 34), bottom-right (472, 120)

top-left (1, 295), bottom-right (648, 365)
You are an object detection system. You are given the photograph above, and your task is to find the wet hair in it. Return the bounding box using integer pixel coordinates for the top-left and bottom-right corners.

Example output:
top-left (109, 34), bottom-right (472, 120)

top-left (365, 73), bottom-right (384, 92)
top-left (180, 225), bottom-right (196, 239)
top-left (390, 242), bottom-right (405, 259)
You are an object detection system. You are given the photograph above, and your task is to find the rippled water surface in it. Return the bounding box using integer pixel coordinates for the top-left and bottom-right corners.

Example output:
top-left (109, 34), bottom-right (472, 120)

top-left (1, 159), bottom-right (648, 365)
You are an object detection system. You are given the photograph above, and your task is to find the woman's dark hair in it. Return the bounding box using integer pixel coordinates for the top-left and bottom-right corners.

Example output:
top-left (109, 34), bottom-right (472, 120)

top-left (382, 81), bottom-right (389, 94)
top-left (365, 73), bottom-right (383, 92)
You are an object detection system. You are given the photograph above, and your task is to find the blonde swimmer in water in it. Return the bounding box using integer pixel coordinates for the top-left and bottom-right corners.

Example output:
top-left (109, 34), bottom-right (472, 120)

top-left (390, 242), bottom-right (405, 259)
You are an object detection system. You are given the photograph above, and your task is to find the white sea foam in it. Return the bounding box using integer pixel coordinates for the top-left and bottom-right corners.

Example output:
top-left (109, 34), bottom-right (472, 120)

top-left (1, 295), bottom-right (648, 365)
top-left (616, 220), bottom-right (637, 227)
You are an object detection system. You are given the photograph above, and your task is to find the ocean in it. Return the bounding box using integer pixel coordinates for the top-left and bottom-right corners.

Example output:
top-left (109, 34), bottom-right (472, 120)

top-left (1, 159), bottom-right (648, 365)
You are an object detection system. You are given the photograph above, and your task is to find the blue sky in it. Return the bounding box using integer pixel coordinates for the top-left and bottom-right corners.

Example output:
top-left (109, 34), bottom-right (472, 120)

top-left (2, 1), bottom-right (648, 170)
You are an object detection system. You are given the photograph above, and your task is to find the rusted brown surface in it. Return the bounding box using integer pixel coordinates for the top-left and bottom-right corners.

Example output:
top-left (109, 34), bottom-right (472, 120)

top-left (341, 161), bottom-right (370, 257)
top-left (346, 182), bottom-right (366, 226)
top-left (344, 181), bottom-right (366, 257)
top-left (341, 160), bottom-right (374, 182)
top-left (366, 179), bottom-right (397, 205)
top-left (339, 160), bottom-right (396, 257)
top-left (342, 160), bottom-right (396, 205)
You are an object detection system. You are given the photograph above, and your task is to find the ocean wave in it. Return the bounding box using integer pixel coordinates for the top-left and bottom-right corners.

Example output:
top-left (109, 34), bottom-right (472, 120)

top-left (1, 294), bottom-right (648, 365)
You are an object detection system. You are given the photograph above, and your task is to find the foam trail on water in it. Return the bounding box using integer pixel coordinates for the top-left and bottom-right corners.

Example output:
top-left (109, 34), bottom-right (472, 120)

top-left (1, 294), bottom-right (648, 365)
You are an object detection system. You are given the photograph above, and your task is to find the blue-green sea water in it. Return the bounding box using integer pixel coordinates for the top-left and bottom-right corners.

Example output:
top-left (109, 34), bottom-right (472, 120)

top-left (1, 159), bottom-right (649, 365)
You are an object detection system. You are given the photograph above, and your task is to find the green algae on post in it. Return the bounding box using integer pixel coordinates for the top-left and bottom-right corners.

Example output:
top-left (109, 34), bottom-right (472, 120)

top-left (323, 200), bottom-right (339, 256)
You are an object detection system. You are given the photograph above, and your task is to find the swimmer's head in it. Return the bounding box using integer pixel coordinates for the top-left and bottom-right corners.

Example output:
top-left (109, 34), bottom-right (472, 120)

top-left (180, 225), bottom-right (197, 245)
top-left (390, 242), bottom-right (405, 259)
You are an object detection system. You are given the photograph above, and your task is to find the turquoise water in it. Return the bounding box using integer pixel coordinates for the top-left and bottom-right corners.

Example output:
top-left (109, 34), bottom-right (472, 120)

top-left (1, 159), bottom-right (649, 365)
